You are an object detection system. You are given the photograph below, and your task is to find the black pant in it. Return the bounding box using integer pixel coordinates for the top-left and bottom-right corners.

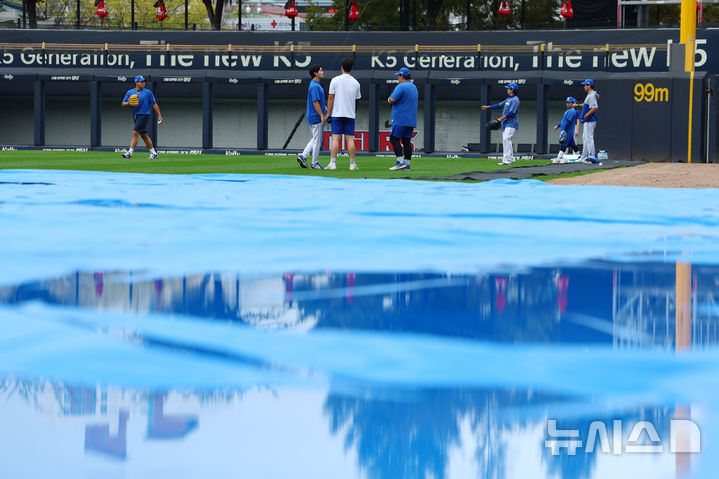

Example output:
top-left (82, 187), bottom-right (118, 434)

top-left (390, 136), bottom-right (413, 160)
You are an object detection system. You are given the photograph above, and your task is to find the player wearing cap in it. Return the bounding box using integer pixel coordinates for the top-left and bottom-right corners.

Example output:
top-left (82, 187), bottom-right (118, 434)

top-left (575, 79), bottom-right (599, 164)
top-left (552, 96), bottom-right (580, 163)
top-left (297, 64), bottom-right (327, 169)
top-left (121, 75), bottom-right (163, 159)
top-left (325, 57), bottom-right (362, 171)
top-left (481, 82), bottom-right (520, 165)
top-left (388, 67), bottom-right (419, 171)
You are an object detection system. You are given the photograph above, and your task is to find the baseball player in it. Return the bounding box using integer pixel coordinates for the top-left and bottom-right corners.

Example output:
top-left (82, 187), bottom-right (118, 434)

top-left (388, 67), bottom-right (419, 171)
top-left (481, 82), bottom-right (520, 165)
top-left (297, 64), bottom-right (327, 169)
top-left (552, 96), bottom-right (580, 163)
top-left (121, 75), bottom-right (163, 159)
top-left (575, 79), bottom-right (599, 164)
top-left (325, 57), bottom-right (361, 171)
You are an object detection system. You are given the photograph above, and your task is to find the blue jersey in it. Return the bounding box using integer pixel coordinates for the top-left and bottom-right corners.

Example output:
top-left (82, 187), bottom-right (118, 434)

top-left (306, 80), bottom-right (326, 125)
top-left (557, 108), bottom-right (580, 145)
top-left (490, 95), bottom-right (520, 130)
top-left (123, 88), bottom-right (156, 115)
top-left (390, 81), bottom-right (418, 128)
top-left (581, 90), bottom-right (599, 123)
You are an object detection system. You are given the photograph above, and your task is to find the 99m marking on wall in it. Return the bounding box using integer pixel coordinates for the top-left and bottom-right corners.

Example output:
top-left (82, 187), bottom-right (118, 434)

top-left (634, 82), bottom-right (669, 102)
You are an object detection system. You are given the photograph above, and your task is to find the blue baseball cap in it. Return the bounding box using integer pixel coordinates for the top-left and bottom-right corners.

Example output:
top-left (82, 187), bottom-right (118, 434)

top-left (505, 82), bottom-right (519, 92)
top-left (134, 75), bottom-right (146, 82)
top-left (565, 96), bottom-right (577, 103)
top-left (582, 79), bottom-right (595, 87)
top-left (395, 67), bottom-right (411, 77)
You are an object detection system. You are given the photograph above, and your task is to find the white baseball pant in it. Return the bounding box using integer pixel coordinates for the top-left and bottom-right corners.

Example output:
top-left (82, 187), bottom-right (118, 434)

top-left (301, 122), bottom-right (323, 165)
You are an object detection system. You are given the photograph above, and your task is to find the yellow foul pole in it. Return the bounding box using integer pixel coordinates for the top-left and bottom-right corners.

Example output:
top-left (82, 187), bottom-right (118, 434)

top-left (680, 0), bottom-right (697, 163)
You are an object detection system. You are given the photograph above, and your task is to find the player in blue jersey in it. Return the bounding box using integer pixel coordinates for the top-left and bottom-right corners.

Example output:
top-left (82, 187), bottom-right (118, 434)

top-left (552, 96), bottom-right (581, 163)
top-left (297, 64), bottom-right (327, 169)
top-left (575, 79), bottom-right (600, 164)
top-left (388, 67), bottom-right (419, 171)
top-left (121, 75), bottom-right (163, 159)
top-left (482, 82), bottom-right (520, 165)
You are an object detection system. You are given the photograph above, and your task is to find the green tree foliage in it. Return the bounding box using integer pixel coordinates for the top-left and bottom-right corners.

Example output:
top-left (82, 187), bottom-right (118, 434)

top-left (28, 0), bottom-right (217, 29)
top-left (305, 0), bottom-right (562, 31)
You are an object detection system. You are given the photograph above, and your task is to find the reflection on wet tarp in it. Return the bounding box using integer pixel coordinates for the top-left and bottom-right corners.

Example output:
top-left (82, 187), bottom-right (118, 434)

top-left (3, 261), bottom-right (718, 349)
top-left (0, 375), bottom-right (680, 479)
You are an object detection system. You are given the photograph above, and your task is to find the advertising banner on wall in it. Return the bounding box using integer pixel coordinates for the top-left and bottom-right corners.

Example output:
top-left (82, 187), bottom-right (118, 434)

top-left (0, 29), bottom-right (716, 74)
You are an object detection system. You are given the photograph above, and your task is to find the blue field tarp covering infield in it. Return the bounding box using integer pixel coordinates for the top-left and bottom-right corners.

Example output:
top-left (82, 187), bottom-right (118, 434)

top-left (1, 169), bottom-right (719, 478)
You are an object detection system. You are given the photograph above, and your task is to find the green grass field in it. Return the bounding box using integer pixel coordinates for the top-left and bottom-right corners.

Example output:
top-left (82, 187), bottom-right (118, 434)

top-left (0, 150), bottom-right (597, 181)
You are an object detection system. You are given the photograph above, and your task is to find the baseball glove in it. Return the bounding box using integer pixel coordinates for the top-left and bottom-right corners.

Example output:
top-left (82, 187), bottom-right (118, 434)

top-left (128, 94), bottom-right (139, 106)
top-left (558, 130), bottom-right (567, 143)
top-left (487, 119), bottom-right (501, 130)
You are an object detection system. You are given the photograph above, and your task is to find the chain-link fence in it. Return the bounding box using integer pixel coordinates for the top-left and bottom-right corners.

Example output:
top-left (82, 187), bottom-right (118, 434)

top-left (46, 81), bottom-right (91, 146)
top-left (154, 82), bottom-right (202, 148)
top-left (101, 81), bottom-right (135, 147)
top-left (487, 97), bottom-right (536, 155)
top-left (210, 78), bottom-right (258, 149)
top-left (0, 80), bottom-right (33, 145)
top-left (546, 82), bottom-right (588, 155)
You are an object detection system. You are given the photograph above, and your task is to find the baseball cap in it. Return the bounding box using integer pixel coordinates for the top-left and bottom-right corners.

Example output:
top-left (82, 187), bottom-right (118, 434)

top-left (505, 82), bottom-right (519, 92)
top-left (582, 79), bottom-right (595, 87)
top-left (565, 96), bottom-right (577, 103)
top-left (135, 75), bottom-right (146, 82)
top-left (395, 67), bottom-right (411, 77)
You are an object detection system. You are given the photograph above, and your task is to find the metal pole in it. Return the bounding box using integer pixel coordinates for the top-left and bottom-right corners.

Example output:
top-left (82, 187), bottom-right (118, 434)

top-left (412, 0), bottom-right (416, 30)
top-left (520, 0), bottom-right (526, 29)
top-left (131, 0), bottom-right (136, 30)
top-left (185, 0), bottom-right (189, 30)
top-left (292, 17), bottom-right (295, 31)
top-left (22, 0), bottom-right (26, 28)
top-left (344, 0), bottom-right (349, 31)
top-left (76, 0), bottom-right (80, 29)
top-left (238, 0), bottom-right (241, 30)
top-left (466, 0), bottom-right (470, 30)
top-left (680, 0), bottom-right (696, 72)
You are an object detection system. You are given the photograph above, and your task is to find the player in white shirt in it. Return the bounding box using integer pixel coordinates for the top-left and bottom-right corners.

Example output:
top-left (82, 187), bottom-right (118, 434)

top-left (325, 57), bottom-right (362, 170)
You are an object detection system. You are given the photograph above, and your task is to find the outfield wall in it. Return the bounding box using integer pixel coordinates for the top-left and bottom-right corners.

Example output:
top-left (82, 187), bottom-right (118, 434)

top-left (0, 69), bottom-right (709, 162)
top-left (0, 27), bottom-right (714, 161)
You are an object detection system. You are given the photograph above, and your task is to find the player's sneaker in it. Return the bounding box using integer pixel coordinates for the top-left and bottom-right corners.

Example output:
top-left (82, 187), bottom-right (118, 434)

top-left (297, 155), bottom-right (308, 168)
top-left (121, 152), bottom-right (132, 159)
top-left (325, 162), bottom-right (337, 170)
top-left (149, 153), bottom-right (159, 159)
top-left (349, 163), bottom-right (360, 171)
top-left (497, 159), bottom-right (515, 165)
top-left (310, 163), bottom-right (324, 169)
top-left (389, 161), bottom-right (407, 171)
top-left (583, 157), bottom-right (600, 164)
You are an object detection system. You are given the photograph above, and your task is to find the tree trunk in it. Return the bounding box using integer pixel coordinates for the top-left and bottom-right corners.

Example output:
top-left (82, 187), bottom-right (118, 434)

top-left (425, 0), bottom-right (443, 30)
top-left (27, 0), bottom-right (38, 29)
top-left (202, 0), bottom-right (225, 30)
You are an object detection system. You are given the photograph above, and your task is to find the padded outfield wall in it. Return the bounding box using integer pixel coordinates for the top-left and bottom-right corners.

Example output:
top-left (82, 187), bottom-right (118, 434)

top-left (0, 28), bottom-right (715, 161)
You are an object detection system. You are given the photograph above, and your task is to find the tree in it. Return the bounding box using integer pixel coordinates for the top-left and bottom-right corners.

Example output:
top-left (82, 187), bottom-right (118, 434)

top-left (200, 0), bottom-right (224, 29)
top-left (27, 0), bottom-right (39, 28)
top-left (305, 0), bottom-right (563, 31)
top-left (34, 0), bottom-right (210, 29)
